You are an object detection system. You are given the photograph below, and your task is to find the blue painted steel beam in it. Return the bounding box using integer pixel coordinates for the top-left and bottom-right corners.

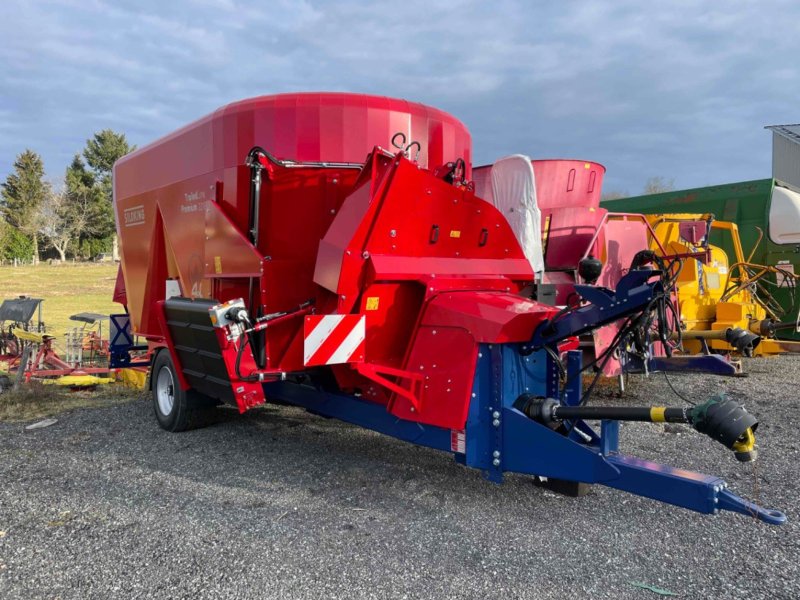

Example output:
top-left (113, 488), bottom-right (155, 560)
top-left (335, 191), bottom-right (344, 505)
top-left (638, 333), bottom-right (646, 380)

top-left (562, 350), bottom-right (582, 406)
top-left (501, 407), bottom-right (620, 482)
top-left (561, 349), bottom-right (601, 444)
top-left (600, 420), bottom-right (619, 455)
top-left (261, 381), bottom-right (452, 452)
top-left (648, 355), bottom-right (740, 376)
top-left (604, 454), bottom-right (786, 525)
top-left (528, 269), bottom-right (661, 349)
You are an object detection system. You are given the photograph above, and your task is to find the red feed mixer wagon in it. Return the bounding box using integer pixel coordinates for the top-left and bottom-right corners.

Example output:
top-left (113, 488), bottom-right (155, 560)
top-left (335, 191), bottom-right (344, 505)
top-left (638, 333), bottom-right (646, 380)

top-left (109, 92), bottom-right (784, 524)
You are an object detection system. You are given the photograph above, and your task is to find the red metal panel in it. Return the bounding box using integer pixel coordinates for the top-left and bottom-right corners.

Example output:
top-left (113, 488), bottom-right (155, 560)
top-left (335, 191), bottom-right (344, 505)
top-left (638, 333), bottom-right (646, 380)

top-left (314, 153), bottom-right (534, 313)
top-left (215, 327), bottom-right (267, 412)
top-left (531, 159), bottom-right (606, 211)
top-left (204, 199), bottom-right (262, 279)
top-left (592, 218), bottom-right (652, 376)
top-left (544, 206), bottom-right (607, 270)
top-left (420, 291), bottom-right (557, 344)
top-left (390, 291), bottom-right (556, 429)
top-left (112, 265), bottom-right (126, 306)
top-left (596, 219), bottom-right (650, 288)
top-left (313, 155), bottom-right (395, 299)
top-left (357, 282), bottom-right (425, 368)
top-left (391, 325), bottom-right (477, 430)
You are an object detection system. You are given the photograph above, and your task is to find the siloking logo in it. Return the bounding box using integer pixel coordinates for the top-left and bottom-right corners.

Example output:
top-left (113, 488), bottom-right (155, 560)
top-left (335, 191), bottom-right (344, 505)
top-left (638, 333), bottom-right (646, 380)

top-left (123, 205), bottom-right (145, 227)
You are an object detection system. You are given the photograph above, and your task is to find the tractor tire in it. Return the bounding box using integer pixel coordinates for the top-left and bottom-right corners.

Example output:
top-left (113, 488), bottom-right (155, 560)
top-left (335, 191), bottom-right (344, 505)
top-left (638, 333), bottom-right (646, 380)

top-left (151, 350), bottom-right (214, 432)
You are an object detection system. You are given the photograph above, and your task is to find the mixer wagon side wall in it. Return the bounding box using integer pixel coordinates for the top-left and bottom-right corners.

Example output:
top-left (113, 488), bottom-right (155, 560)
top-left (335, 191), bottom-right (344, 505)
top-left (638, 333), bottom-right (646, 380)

top-left (112, 93), bottom-right (473, 341)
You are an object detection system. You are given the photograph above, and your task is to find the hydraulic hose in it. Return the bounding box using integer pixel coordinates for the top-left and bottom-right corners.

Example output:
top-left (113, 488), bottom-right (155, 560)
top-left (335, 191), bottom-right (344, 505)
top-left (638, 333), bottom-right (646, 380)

top-left (552, 405), bottom-right (690, 423)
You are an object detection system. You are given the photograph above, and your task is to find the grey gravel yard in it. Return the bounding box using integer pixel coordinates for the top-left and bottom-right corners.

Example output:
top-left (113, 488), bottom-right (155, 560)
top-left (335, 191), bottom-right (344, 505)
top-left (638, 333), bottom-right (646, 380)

top-left (1, 355), bottom-right (798, 600)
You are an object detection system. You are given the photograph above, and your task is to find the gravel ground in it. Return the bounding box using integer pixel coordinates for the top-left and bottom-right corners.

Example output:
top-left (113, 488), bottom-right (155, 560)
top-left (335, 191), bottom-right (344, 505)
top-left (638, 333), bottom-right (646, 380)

top-left (1, 355), bottom-right (798, 599)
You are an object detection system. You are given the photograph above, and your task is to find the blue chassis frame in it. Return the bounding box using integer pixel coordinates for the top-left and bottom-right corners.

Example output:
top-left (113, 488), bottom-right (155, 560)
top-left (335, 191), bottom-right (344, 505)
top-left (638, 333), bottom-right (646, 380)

top-left (263, 345), bottom-right (785, 525)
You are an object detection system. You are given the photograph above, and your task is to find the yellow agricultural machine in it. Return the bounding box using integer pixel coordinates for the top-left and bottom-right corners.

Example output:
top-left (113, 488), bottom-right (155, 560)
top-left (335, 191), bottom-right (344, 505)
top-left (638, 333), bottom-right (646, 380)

top-left (647, 214), bottom-right (800, 356)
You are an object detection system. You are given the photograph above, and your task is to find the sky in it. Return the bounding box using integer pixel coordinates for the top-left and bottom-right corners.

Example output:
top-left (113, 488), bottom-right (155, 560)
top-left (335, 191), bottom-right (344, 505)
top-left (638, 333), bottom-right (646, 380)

top-left (1, 0), bottom-right (798, 195)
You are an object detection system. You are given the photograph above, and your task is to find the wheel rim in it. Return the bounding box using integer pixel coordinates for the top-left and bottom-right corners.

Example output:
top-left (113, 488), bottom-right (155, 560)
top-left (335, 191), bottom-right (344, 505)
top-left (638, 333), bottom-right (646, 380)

top-left (156, 366), bottom-right (175, 416)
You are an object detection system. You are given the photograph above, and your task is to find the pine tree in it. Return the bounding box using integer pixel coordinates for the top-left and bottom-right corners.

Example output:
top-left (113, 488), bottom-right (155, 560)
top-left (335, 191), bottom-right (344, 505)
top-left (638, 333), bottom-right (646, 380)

top-left (80, 130), bottom-right (135, 259)
top-left (65, 154), bottom-right (105, 256)
top-left (0, 150), bottom-right (50, 263)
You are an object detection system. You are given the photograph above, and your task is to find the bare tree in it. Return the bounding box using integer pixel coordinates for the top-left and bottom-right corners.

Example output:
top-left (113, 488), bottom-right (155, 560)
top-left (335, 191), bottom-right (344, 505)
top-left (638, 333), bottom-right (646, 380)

top-left (601, 190), bottom-right (629, 201)
top-left (642, 176), bottom-right (675, 195)
top-left (40, 185), bottom-right (88, 261)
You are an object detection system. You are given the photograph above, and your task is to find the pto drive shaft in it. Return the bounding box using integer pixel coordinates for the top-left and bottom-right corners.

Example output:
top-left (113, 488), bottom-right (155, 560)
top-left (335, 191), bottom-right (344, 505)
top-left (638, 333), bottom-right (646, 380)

top-left (515, 394), bottom-right (758, 462)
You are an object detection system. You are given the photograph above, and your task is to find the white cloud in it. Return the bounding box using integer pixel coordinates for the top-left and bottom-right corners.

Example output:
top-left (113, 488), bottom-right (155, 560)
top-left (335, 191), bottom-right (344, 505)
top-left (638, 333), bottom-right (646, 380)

top-left (0, 0), bottom-right (798, 194)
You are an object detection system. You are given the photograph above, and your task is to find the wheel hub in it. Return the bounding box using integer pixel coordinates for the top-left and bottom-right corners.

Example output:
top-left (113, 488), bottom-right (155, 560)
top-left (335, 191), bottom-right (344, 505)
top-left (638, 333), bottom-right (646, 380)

top-left (156, 367), bottom-right (175, 416)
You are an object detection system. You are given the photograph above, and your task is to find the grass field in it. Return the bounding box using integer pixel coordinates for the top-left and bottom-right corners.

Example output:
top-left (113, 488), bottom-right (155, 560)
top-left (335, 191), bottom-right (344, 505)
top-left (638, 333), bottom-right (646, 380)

top-left (0, 380), bottom-right (139, 421)
top-left (0, 263), bottom-right (120, 340)
top-left (0, 263), bottom-right (135, 422)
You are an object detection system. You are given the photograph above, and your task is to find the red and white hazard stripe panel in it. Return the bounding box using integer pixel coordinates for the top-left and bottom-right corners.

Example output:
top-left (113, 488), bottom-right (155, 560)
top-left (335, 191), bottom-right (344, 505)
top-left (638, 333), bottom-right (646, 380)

top-left (303, 314), bottom-right (366, 367)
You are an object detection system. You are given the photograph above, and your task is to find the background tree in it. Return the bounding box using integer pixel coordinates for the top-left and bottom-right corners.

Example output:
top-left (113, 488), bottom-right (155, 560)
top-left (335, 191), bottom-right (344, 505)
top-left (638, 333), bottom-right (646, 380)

top-left (80, 130), bottom-right (135, 259)
top-left (601, 190), bottom-right (628, 201)
top-left (601, 177), bottom-right (675, 202)
top-left (0, 219), bottom-right (33, 262)
top-left (0, 216), bottom-right (8, 252)
top-left (642, 176), bottom-right (675, 195)
top-left (0, 150), bottom-right (50, 263)
top-left (0, 218), bottom-right (11, 261)
top-left (40, 184), bottom-right (89, 261)
top-left (64, 154), bottom-right (106, 258)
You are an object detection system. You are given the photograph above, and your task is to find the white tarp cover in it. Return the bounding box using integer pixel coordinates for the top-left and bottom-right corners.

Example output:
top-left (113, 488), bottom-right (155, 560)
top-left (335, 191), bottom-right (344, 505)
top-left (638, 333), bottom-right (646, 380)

top-left (475, 155), bottom-right (544, 275)
top-left (769, 185), bottom-right (800, 244)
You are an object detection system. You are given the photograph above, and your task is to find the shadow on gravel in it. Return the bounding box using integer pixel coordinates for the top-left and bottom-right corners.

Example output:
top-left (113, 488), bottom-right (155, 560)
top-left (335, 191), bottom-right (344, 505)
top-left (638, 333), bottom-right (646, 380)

top-left (82, 397), bottom-right (534, 516)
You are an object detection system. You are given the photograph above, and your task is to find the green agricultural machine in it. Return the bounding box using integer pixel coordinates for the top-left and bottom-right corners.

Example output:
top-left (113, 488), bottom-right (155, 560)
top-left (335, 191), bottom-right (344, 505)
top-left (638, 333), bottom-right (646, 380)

top-left (602, 179), bottom-right (800, 340)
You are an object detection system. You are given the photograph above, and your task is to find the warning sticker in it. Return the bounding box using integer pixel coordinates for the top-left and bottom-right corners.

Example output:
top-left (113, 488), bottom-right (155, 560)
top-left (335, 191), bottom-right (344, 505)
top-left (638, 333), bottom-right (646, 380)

top-left (776, 261), bottom-right (795, 287)
top-left (450, 429), bottom-right (466, 453)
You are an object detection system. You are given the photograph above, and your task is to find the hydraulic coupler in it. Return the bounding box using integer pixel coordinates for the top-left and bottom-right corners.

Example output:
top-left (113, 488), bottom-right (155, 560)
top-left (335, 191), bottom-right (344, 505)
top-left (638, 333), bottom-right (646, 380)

top-left (515, 393), bottom-right (758, 462)
top-left (676, 327), bottom-right (761, 356)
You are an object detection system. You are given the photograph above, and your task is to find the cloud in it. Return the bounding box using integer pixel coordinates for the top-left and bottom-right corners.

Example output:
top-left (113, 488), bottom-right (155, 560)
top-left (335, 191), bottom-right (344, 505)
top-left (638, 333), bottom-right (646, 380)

top-left (1, 0), bottom-right (798, 195)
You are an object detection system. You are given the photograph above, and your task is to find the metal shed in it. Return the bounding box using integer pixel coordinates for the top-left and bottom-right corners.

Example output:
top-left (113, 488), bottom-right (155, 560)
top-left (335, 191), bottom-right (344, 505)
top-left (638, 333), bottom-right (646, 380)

top-left (765, 124), bottom-right (800, 191)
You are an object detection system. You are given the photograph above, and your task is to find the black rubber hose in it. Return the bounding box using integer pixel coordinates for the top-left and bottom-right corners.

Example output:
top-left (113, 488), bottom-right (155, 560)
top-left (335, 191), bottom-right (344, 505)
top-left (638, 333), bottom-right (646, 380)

top-left (552, 405), bottom-right (688, 423)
